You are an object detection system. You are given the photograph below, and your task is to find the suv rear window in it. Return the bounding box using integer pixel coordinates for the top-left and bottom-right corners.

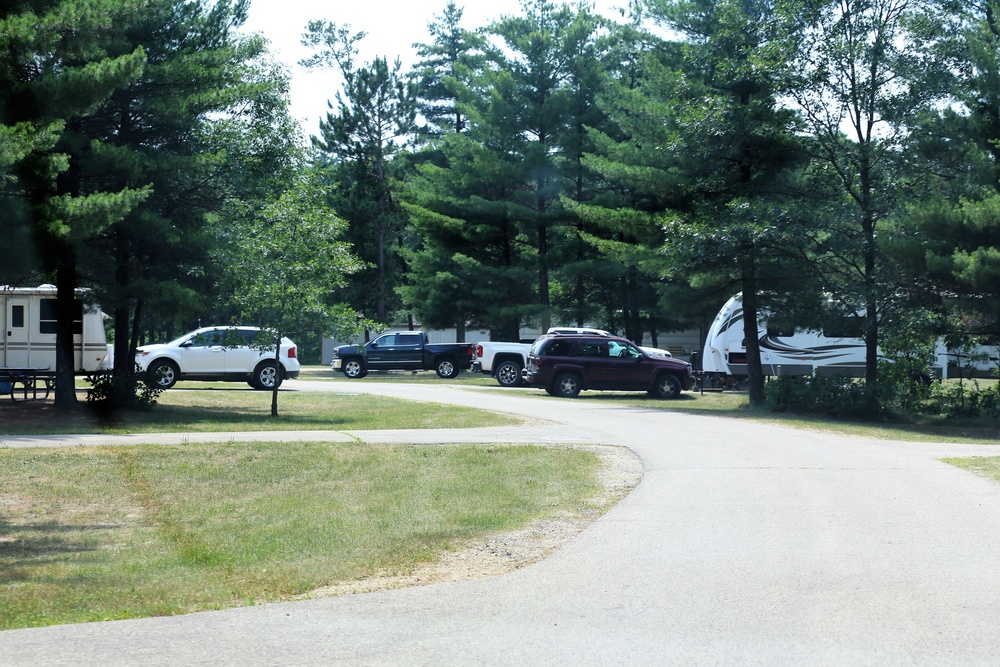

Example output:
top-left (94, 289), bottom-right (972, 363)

top-left (537, 338), bottom-right (574, 356)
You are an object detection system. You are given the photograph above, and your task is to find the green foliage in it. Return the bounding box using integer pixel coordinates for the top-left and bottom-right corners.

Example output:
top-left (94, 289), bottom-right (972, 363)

top-left (302, 22), bottom-right (417, 323)
top-left (765, 375), bottom-right (882, 419)
top-left (926, 381), bottom-right (1000, 419)
top-left (85, 371), bottom-right (163, 410)
top-left (217, 166), bottom-right (372, 415)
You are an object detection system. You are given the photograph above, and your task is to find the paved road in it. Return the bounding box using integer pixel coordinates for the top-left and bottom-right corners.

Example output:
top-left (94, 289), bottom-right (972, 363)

top-left (3, 380), bottom-right (1000, 665)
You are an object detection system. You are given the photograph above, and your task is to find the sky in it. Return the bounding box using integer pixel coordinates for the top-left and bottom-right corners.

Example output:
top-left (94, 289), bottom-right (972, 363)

top-left (240, 0), bottom-right (627, 135)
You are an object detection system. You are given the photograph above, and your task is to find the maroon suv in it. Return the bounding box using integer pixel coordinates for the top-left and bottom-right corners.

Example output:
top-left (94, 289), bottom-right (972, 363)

top-left (522, 334), bottom-right (695, 398)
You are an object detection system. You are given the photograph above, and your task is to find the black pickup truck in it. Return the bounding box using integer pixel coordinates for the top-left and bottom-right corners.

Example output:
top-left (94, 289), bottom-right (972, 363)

top-left (331, 331), bottom-right (474, 379)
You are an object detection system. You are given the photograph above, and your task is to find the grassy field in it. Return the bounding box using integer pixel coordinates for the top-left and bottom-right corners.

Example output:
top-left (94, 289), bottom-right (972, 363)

top-left (0, 440), bottom-right (605, 630)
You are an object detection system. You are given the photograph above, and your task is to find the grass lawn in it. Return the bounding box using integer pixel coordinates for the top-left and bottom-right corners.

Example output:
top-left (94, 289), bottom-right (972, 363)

top-left (0, 387), bottom-right (519, 436)
top-left (0, 440), bottom-right (605, 630)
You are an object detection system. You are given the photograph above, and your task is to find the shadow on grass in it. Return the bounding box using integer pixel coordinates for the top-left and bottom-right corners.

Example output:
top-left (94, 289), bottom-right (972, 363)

top-left (0, 518), bottom-right (106, 585)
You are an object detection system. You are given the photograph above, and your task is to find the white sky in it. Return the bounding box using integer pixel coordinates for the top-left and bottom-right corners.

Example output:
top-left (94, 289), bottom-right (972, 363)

top-left (241, 0), bottom-right (628, 135)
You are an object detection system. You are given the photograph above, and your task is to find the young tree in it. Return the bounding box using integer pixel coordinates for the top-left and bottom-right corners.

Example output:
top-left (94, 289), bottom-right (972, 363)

top-left (219, 168), bottom-right (368, 417)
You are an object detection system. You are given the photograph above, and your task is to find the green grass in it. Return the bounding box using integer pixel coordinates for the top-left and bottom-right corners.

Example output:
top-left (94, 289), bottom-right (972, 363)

top-left (302, 365), bottom-right (499, 386)
top-left (0, 389), bottom-right (519, 436)
top-left (0, 441), bottom-right (603, 629)
top-left (942, 456), bottom-right (1000, 483)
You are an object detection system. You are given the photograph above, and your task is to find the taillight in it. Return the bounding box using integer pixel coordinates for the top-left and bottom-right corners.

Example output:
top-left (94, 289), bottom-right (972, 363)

top-left (476, 344), bottom-right (483, 358)
top-left (288, 346), bottom-right (297, 359)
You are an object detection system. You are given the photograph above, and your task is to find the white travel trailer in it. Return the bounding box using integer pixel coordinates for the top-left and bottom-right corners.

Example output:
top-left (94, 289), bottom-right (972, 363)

top-left (1, 285), bottom-right (111, 374)
top-left (701, 293), bottom-right (998, 381)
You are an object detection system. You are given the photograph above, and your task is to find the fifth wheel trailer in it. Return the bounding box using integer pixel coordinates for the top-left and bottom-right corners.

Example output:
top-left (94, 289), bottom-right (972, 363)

top-left (1, 285), bottom-right (111, 374)
top-left (702, 293), bottom-right (998, 382)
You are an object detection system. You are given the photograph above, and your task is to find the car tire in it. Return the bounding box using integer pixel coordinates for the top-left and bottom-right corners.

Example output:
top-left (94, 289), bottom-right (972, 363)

top-left (652, 373), bottom-right (682, 399)
top-left (553, 372), bottom-right (581, 398)
top-left (146, 359), bottom-right (179, 390)
top-left (495, 360), bottom-right (523, 387)
top-left (342, 359), bottom-right (367, 379)
top-left (436, 357), bottom-right (459, 379)
top-left (252, 361), bottom-right (283, 390)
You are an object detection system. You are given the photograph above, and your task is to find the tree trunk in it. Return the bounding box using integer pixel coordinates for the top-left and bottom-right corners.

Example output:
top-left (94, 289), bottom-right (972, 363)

top-left (54, 248), bottom-right (78, 409)
top-left (740, 255), bottom-right (766, 407)
top-left (270, 332), bottom-right (281, 418)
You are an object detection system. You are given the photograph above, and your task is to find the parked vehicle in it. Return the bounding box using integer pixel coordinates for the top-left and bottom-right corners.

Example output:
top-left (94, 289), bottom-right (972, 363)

top-left (473, 327), bottom-right (673, 387)
top-left (1, 284), bottom-right (111, 374)
top-left (136, 326), bottom-right (300, 390)
top-left (331, 331), bottom-right (474, 379)
top-left (472, 340), bottom-right (533, 387)
top-left (522, 333), bottom-right (694, 398)
top-left (702, 293), bottom-right (999, 383)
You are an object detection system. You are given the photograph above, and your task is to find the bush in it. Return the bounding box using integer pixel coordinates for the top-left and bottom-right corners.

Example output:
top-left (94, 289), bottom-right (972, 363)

top-left (86, 372), bottom-right (163, 410)
top-left (926, 381), bottom-right (1000, 419)
top-left (765, 374), bottom-right (880, 419)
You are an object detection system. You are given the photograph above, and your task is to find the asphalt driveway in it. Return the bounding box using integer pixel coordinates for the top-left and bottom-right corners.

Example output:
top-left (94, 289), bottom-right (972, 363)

top-left (3, 380), bottom-right (1000, 665)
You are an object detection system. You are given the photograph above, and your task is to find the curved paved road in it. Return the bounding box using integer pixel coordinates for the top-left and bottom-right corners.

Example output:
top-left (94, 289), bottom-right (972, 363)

top-left (3, 380), bottom-right (1000, 665)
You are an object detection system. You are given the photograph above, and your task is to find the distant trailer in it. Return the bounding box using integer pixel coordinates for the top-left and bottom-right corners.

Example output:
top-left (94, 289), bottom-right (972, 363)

top-left (1, 284), bottom-right (111, 374)
top-left (702, 293), bottom-right (998, 382)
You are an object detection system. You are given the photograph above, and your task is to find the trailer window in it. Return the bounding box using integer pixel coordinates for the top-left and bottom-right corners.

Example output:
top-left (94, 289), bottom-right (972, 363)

top-left (823, 317), bottom-right (864, 339)
top-left (766, 325), bottom-right (796, 337)
top-left (11, 305), bottom-right (24, 329)
top-left (39, 300), bottom-right (56, 333)
top-left (38, 299), bottom-right (83, 335)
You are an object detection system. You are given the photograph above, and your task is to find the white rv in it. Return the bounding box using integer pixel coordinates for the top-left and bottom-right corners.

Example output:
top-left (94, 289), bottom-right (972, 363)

top-left (702, 293), bottom-right (998, 381)
top-left (1, 285), bottom-right (111, 373)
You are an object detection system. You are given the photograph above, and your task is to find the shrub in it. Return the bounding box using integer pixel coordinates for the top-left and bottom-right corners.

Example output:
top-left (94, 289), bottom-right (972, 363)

top-left (926, 381), bottom-right (1000, 419)
top-left (86, 372), bottom-right (163, 410)
top-left (765, 374), bottom-right (880, 419)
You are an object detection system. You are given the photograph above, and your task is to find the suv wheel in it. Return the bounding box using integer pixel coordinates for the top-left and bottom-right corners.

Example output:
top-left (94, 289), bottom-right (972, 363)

top-left (252, 361), bottom-right (282, 390)
top-left (553, 372), bottom-right (581, 398)
top-left (495, 360), bottom-right (523, 387)
top-left (146, 359), bottom-right (178, 389)
top-left (652, 373), bottom-right (682, 399)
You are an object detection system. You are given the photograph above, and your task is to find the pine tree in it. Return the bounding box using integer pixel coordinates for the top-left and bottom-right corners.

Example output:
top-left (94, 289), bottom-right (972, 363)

top-left (583, 0), bottom-right (808, 405)
top-left (302, 22), bottom-right (417, 323)
top-left (1, 0), bottom-right (149, 407)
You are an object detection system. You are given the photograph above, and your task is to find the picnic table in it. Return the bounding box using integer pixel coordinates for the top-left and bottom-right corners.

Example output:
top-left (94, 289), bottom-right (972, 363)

top-left (0, 368), bottom-right (54, 402)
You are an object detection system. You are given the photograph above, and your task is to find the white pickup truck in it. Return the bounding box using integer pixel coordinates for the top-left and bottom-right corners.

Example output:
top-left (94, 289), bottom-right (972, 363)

top-left (472, 328), bottom-right (673, 387)
top-left (471, 341), bottom-right (533, 387)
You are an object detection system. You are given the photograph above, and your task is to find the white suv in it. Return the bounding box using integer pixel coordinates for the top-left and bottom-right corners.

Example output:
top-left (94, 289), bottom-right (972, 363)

top-left (136, 326), bottom-right (300, 390)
